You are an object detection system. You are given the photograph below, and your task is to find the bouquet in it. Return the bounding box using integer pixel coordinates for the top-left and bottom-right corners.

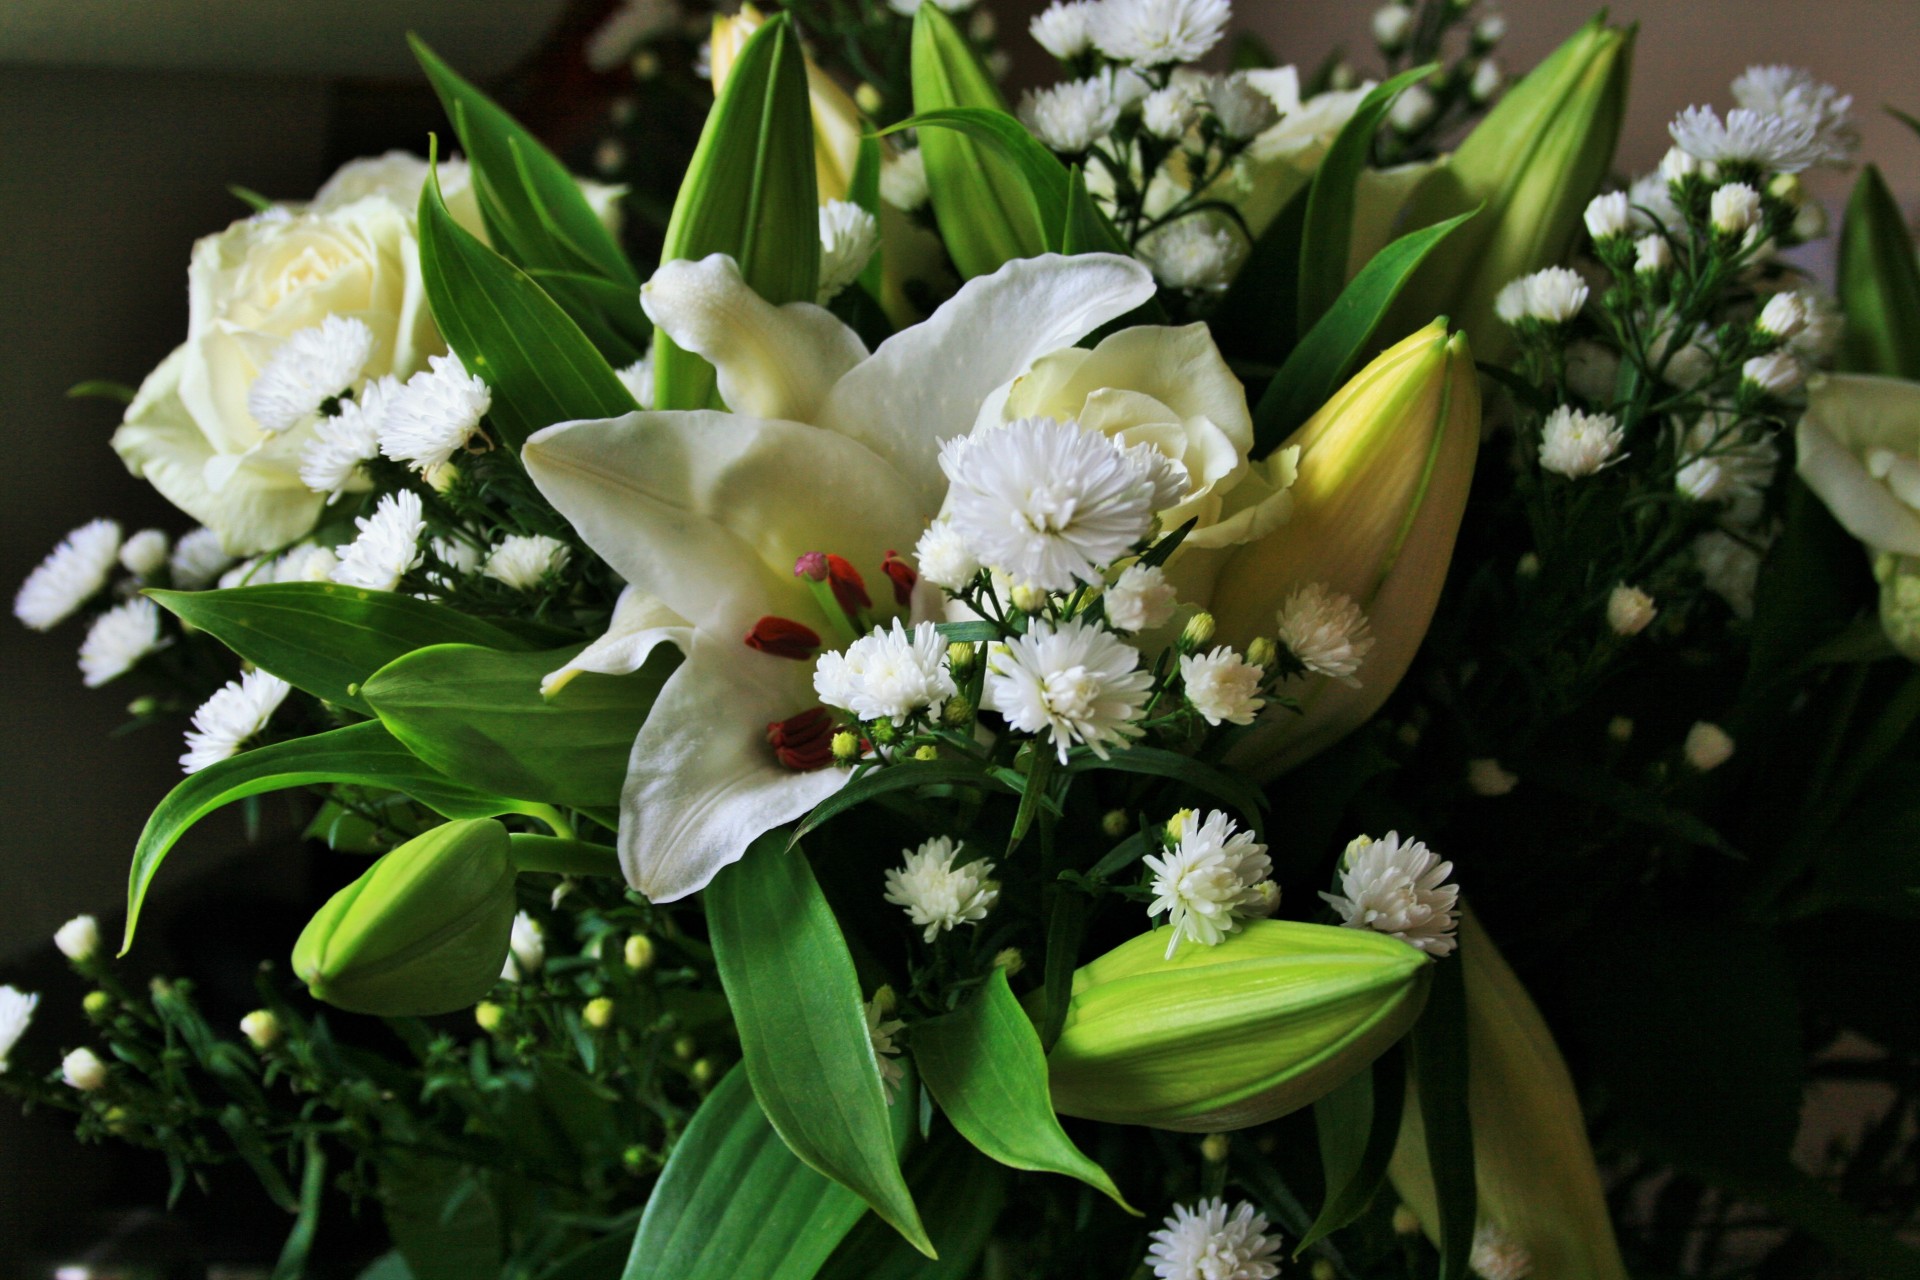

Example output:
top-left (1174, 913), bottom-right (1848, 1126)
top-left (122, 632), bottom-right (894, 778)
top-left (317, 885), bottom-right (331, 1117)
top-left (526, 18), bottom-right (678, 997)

top-left (9, 1), bottom-right (1920, 1276)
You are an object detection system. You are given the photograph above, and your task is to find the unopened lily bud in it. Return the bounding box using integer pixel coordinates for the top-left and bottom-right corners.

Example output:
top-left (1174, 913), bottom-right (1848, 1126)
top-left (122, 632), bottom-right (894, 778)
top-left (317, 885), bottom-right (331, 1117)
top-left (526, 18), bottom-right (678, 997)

top-left (1683, 721), bottom-right (1735, 772)
top-left (1042, 921), bottom-right (1431, 1131)
top-left (1201, 1132), bottom-right (1231, 1163)
top-left (292, 818), bottom-right (518, 1016)
top-left (994, 947), bottom-right (1026, 976)
top-left (83, 991), bottom-right (113, 1021)
top-left (712, 5), bottom-right (861, 205)
top-left (239, 1010), bottom-right (281, 1049)
top-left (624, 934), bottom-right (656, 973)
top-left (1181, 611), bottom-right (1216, 649)
top-left (584, 997), bottom-right (616, 1030)
top-left (63, 1047), bottom-right (108, 1092)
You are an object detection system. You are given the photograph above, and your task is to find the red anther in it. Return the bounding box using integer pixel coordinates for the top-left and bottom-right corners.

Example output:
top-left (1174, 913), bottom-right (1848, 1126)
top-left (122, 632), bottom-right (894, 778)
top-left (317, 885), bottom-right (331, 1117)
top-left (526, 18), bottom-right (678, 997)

top-left (793, 551), bottom-right (830, 582)
top-left (767, 707), bottom-right (835, 771)
top-left (743, 615), bottom-right (823, 660)
top-left (881, 550), bottom-right (917, 607)
top-left (825, 554), bottom-right (871, 617)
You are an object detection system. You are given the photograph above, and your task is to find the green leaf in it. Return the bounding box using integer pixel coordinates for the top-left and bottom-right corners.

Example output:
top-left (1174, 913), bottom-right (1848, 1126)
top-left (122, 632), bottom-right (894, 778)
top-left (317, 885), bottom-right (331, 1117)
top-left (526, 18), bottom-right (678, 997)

top-left (361, 643), bottom-right (679, 809)
top-left (418, 164), bottom-right (638, 446)
top-left (1298, 66), bottom-right (1437, 333)
top-left (123, 720), bottom-right (518, 953)
top-left (1061, 164), bottom-right (1117, 256)
top-left (818, 1136), bottom-right (1009, 1280)
top-left (887, 107), bottom-right (1080, 255)
top-left (149, 584), bottom-right (535, 716)
top-left (1037, 889), bottom-right (1088, 1052)
top-left (1254, 210), bottom-right (1477, 453)
top-left (1299, 1045), bottom-right (1405, 1253)
top-left (528, 269), bottom-right (650, 366)
top-left (793, 759), bottom-right (1010, 842)
top-left (655, 12), bottom-right (819, 410)
top-left (270, 1138), bottom-right (329, 1280)
top-left (1838, 164), bottom-right (1920, 379)
top-left (849, 132), bottom-right (887, 299)
top-left (626, 1064), bottom-right (867, 1280)
top-left (1409, 948), bottom-right (1476, 1280)
top-left (1214, 184), bottom-right (1309, 367)
top-left (911, 968), bottom-right (1132, 1209)
top-left (380, 1154), bottom-right (505, 1280)
top-left (705, 835), bottom-right (933, 1256)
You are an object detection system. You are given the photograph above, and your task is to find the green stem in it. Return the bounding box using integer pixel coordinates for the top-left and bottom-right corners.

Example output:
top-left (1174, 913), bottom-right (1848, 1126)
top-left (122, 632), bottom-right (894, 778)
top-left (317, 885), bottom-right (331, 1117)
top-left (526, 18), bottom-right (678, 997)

top-left (508, 834), bottom-right (621, 879)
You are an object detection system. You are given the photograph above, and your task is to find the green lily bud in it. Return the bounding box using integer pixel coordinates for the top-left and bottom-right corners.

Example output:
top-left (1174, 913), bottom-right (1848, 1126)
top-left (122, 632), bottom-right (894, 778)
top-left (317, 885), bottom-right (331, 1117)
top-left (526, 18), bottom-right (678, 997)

top-left (1043, 920), bottom-right (1431, 1132)
top-left (1211, 321), bottom-right (1481, 779)
top-left (291, 818), bottom-right (518, 1016)
top-left (1389, 911), bottom-right (1628, 1280)
top-left (1392, 18), bottom-right (1633, 363)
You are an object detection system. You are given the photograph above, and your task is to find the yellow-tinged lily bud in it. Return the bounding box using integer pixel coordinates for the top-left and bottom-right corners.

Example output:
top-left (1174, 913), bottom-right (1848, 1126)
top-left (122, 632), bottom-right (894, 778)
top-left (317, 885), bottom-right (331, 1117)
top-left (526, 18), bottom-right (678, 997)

top-left (1042, 920), bottom-right (1431, 1132)
top-left (1391, 19), bottom-right (1633, 363)
top-left (1212, 321), bottom-right (1481, 779)
top-left (710, 4), bottom-right (862, 205)
top-left (1389, 911), bottom-right (1629, 1280)
top-left (291, 819), bottom-right (518, 1017)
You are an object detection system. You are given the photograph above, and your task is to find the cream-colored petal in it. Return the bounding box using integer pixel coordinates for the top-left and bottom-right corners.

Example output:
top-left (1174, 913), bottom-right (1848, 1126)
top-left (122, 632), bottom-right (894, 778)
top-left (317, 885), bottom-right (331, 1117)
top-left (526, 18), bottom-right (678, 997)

top-left (1798, 419), bottom-right (1920, 556)
top-left (1015, 324), bottom-right (1254, 456)
top-left (541, 586), bottom-right (692, 697)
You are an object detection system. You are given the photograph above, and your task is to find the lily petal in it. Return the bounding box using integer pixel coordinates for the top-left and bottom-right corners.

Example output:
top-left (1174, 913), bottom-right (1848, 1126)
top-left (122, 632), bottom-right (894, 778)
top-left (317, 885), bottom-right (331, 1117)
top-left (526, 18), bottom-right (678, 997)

top-left (542, 586), bottom-right (692, 697)
top-left (1798, 419), bottom-right (1920, 556)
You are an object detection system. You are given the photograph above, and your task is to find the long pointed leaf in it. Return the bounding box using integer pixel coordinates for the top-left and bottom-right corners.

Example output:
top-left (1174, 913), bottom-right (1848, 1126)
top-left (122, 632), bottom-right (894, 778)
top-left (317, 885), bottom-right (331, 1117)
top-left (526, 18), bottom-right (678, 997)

top-left (1838, 163), bottom-right (1920, 379)
top-left (1299, 1045), bottom-right (1406, 1252)
top-left (1410, 950), bottom-right (1476, 1280)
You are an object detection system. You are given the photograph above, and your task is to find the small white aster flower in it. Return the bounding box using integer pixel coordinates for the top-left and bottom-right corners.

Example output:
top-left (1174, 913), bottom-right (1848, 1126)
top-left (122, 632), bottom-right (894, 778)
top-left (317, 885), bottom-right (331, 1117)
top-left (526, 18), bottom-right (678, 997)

top-left (814, 619), bottom-right (958, 725)
top-left (0, 986), bottom-right (37, 1072)
top-left (817, 200), bottom-right (881, 303)
top-left (1671, 105), bottom-right (1824, 174)
top-left (1583, 191), bottom-right (1632, 241)
top-left (1742, 350), bottom-right (1805, 397)
top-left (168, 527), bottom-right (234, 590)
top-left (1498, 267), bottom-right (1588, 325)
top-left (117, 529), bottom-right (170, 579)
top-left (913, 519), bottom-right (980, 592)
top-left (882, 835), bottom-right (1000, 942)
top-left (54, 915), bottom-right (101, 963)
top-left (865, 996), bottom-right (907, 1103)
top-left (1372, 4), bottom-right (1414, 51)
top-left (1674, 416), bottom-right (1778, 504)
top-left (1605, 583), bottom-right (1657, 636)
top-left (330, 491), bottom-right (426, 592)
top-left (941, 417), bottom-right (1184, 591)
top-left (1388, 82), bottom-right (1438, 134)
top-left (1274, 583), bottom-right (1374, 686)
top-left (984, 618), bottom-right (1153, 762)
top-left (1030, 0), bottom-right (1099, 58)
top-left (1141, 85), bottom-right (1200, 140)
top-left (273, 544), bottom-right (340, 584)
top-left (1709, 182), bottom-right (1763, 235)
top-left (1090, 0), bottom-right (1230, 66)
top-left (1731, 66), bottom-right (1856, 166)
top-left (1179, 647), bottom-right (1265, 726)
top-left (1683, 721), bottom-right (1736, 772)
top-left (379, 353), bottom-right (492, 473)
top-left (78, 598), bottom-right (166, 688)
top-left (14, 518), bottom-right (120, 630)
top-left (1634, 233), bottom-right (1673, 276)
top-left (1694, 528), bottom-right (1764, 618)
top-left (62, 1046), bottom-right (108, 1092)
top-left (880, 147), bottom-right (930, 211)
top-left (1139, 215), bottom-right (1245, 292)
top-left (1660, 145), bottom-right (1707, 184)
top-left (300, 374), bottom-right (398, 497)
top-left (1320, 831), bottom-right (1459, 956)
top-left (1146, 1196), bottom-right (1282, 1280)
top-left (247, 314), bottom-right (374, 433)
top-left (181, 668), bottom-right (292, 774)
top-left (1020, 78), bottom-right (1121, 154)
top-left (615, 350), bottom-right (656, 410)
top-left (1756, 291), bottom-right (1810, 342)
top-left (1470, 1220), bottom-right (1534, 1280)
top-left (1466, 758), bottom-right (1519, 797)
top-left (502, 912), bottom-right (545, 982)
top-left (1538, 406), bottom-right (1625, 478)
top-left (481, 533), bottom-right (571, 591)
top-left (1144, 810), bottom-right (1272, 956)
top-left (1207, 73), bottom-right (1281, 141)
top-left (1104, 562), bottom-right (1178, 632)
top-left (1468, 57), bottom-right (1503, 105)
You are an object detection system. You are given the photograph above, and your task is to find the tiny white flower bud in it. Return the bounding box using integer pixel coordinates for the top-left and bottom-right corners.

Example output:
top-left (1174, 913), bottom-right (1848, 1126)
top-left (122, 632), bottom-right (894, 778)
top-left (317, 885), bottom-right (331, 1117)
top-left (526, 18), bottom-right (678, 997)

top-left (63, 1047), bottom-right (108, 1092)
top-left (1742, 350), bottom-right (1805, 397)
top-left (1710, 183), bottom-right (1763, 235)
top-left (880, 148), bottom-right (930, 212)
top-left (1660, 146), bottom-right (1706, 184)
top-left (1683, 721), bottom-right (1735, 772)
top-left (1388, 83), bottom-right (1437, 134)
top-left (1372, 4), bottom-right (1414, 51)
top-left (1142, 86), bottom-right (1199, 140)
top-left (1584, 191), bottom-right (1632, 242)
top-left (1473, 14), bottom-right (1507, 45)
top-left (1607, 715), bottom-right (1635, 743)
top-left (1606, 583), bottom-right (1658, 636)
top-left (239, 1010), bottom-right (281, 1050)
top-left (54, 915), bottom-right (101, 964)
top-left (1469, 58), bottom-right (1502, 104)
top-left (1010, 582), bottom-right (1050, 614)
top-left (1635, 234), bottom-right (1673, 276)
top-left (1466, 758), bottom-right (1519, 797)
top-left (1207, 73), bottom-right (1280, 141)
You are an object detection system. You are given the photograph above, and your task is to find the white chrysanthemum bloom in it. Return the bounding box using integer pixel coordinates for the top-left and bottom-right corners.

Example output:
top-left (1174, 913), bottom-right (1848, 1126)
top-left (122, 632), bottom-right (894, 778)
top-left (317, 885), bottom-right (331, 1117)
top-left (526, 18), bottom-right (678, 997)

top-left (79, 598), bottom-right (167, 688)
top-left (14, 519), bottom-right (120, 630)
top-left (1634, 233), bottom-right (1673, 276)
top-left (1179, 647), bottom-right (1265, 726)
top-left (1694, 528), bottom-right (1764, 618)
top-left (1104, 562), bottom-right (1178, 632)
top-left (616, 351), bottom-right (656, 410)
top-left (1208, 73), bottom-right (1281, 141)
top-left (1660, 144), bottom-right (1707, 185)
top-left (1320, 831), bottom-right (1460, 957)
top-left (882, 835), bottom-right (1000, 941)
top-left (1563, 340), bottom-right (1621, 403)
top-left (246, 314), bottom-right (374, 433)
top-left (817, 200), bottom-right (881, 304)
top-left (1731, 65), bottom-right (1856, 167)
top-left (1388, 82), bottom-right (1438, 134)
top-left (1675, 416), bottom-right (1778, 503)
top-left (1583, 191), bottom-right (1632, 241)
top-left (1466, 758), bottom-right (1518, 797)
top-left (1742, 350), bottom-right (1805, 397)
top-left (1538, 406), bottom-right (1625, 478)
top-left (1030, 0), bottom-right (1099, 58)
top-left (378, 353), bottom-right (492, 473)
top-left (1756, 291), bottom-right (1811, 342)
top-left (1091, 0), bottom-right (1230, 66)
top-left (482, 534), bottom-right (571, 591)
top-left (330, 491), bottom-right (426, 592)
top-left (168, 527), bottom-right (234, 590)
top-left (1372, 3), bottom-right (1414, 51)
top-left (0, 986), bottom-right (37, 1072)
top-left (1684, 720), bottom-right (1736, 772)
top-left (1709, 182), bottom-right (1763, 235)
top-left (865, 997), bottom-right (907, 1103)
top-left (814, 619), bottom-right (957, 725)
top-left (1141, 85), bottom-right (1200, 140)
top-left (1469, 57), bottom-right (1503, 105)
top-left (1498, 266), bottom-right (1589, 325)
top-left (1605, 583), bottom-right (1657, 636)
top-left (62, 1046), bottom-right (108, 1092)
top-left (1146, 1196), bottom-right (1283, 1280)
top-left (1145, 810), bottom-right (1272, 957)
top-left (300, 374), bottom-right (398, 497)
top-left (181, 668), bottom-right (292, 773)
top-left (913, 519), bottom-right (981, 591)
top-left (1671, 105), bottom-right (1823, 174)
top-left (984, 618), bottom-right (1153, 762)
top-left (880, 147), bottom-right (930, 212)
top-left (502, 912), bottom-right (545, 982)
top-left (941, 417), bottom-right (1184, 590)
top-left (54, 915), bottom-right (101, 963)
top-left (1138, 215), bottom-right (1245, 292)
top-left (1020, 78), bottom-right (1121, 154)
top-left (118, 529), bottom-right (170, 579)
top-left (1274, 582), bottom-right (1374, 686)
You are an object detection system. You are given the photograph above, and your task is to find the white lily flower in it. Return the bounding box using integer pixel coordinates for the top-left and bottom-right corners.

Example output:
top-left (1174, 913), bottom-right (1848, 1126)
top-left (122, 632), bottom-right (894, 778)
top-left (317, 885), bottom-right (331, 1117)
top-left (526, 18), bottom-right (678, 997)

top-left (523, 252), bottom-right (1155, 901)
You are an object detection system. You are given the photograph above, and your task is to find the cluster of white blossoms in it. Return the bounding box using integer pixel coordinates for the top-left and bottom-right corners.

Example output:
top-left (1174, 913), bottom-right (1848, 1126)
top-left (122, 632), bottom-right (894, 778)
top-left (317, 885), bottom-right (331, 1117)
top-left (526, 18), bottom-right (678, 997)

top-left (246, 314), bottom-right (374, 434)
top-left (1320, 831), bottom-right (1460, 956)
top-left (817, 619), bottom-right (958, 727)
top-left (883, 836), bottom-right (1001, 941)
top-left (1144, 809), bottom-right (1276, 955)
top-left (180, 668), bottom-right (292, 774)
top-left (1145, 1196), bottom-right (1283, 1280)
top-left (986, 619), bottom-right (1156, 761)
top-left (0, 985), bottom-right (37, 1073)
